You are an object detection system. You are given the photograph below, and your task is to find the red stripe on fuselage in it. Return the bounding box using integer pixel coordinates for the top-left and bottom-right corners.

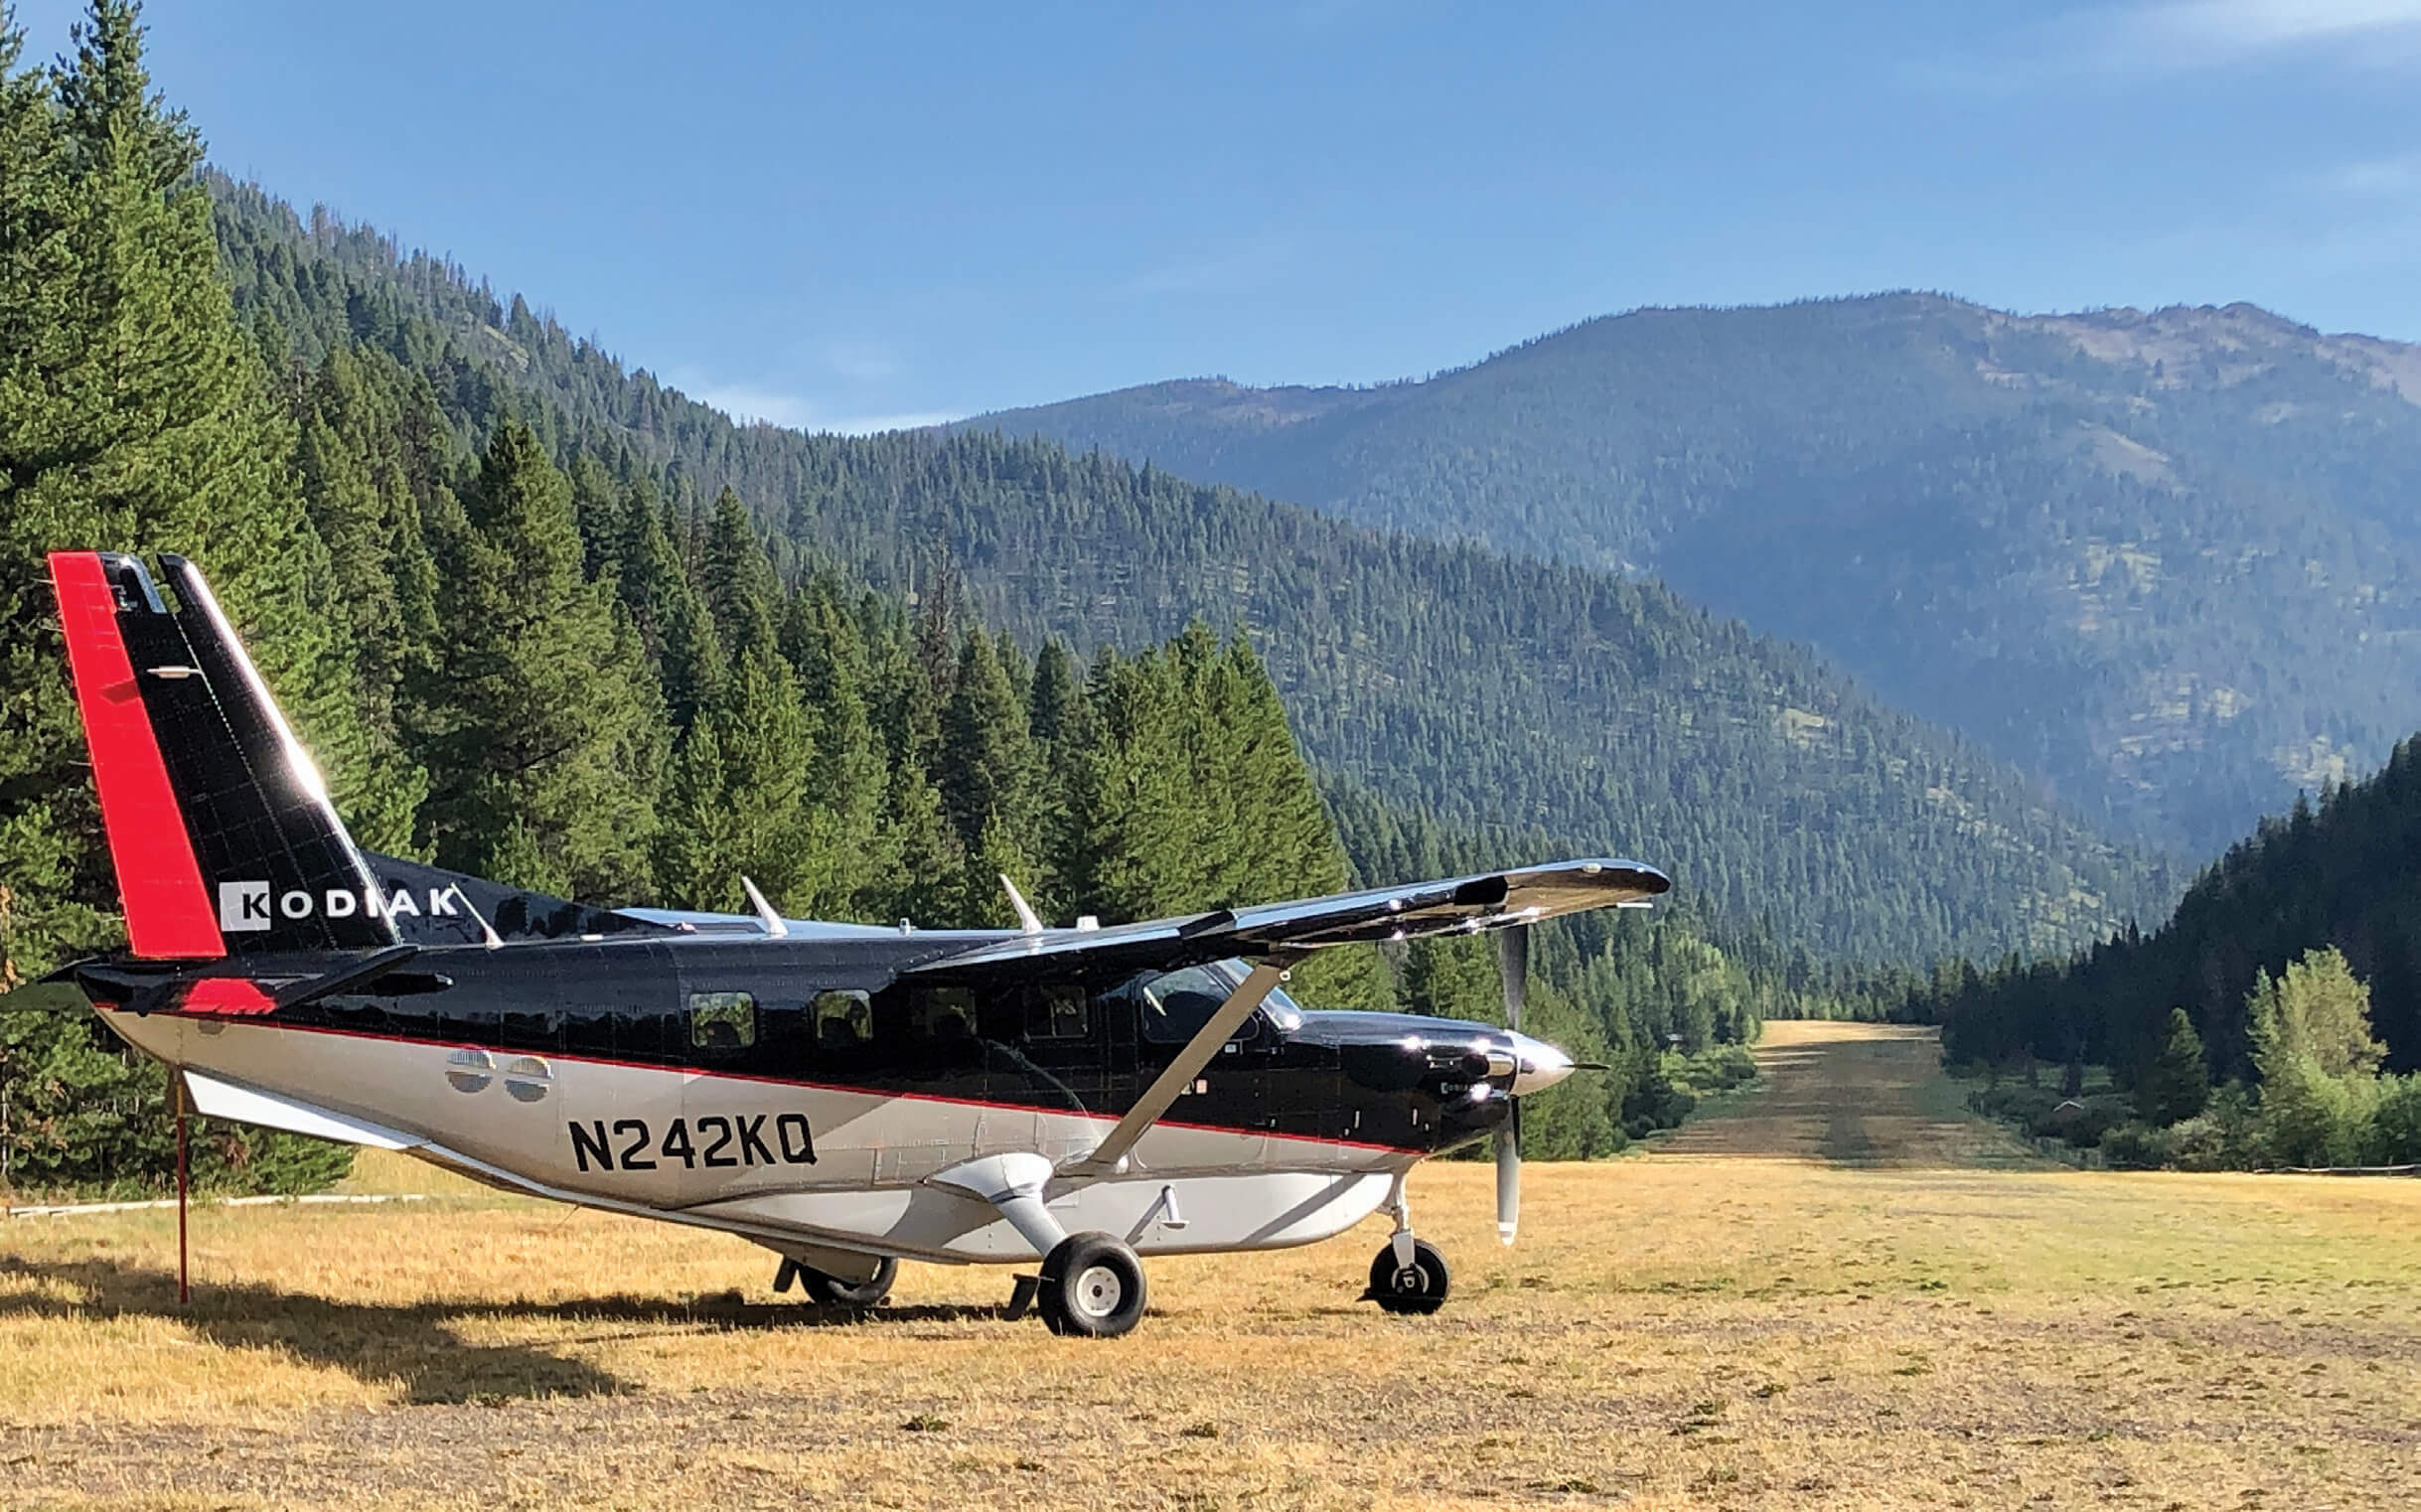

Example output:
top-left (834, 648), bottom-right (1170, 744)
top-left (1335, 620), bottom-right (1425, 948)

top-left (49, 552), bottom-right (225, 960)
top-left (183, 979), bottom-right (277, 1015)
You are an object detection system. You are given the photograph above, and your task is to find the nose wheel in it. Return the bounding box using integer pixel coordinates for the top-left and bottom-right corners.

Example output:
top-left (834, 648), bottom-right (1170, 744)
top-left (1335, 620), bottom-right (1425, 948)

top-left (1365, 1237), bottom-right (1451, 1314)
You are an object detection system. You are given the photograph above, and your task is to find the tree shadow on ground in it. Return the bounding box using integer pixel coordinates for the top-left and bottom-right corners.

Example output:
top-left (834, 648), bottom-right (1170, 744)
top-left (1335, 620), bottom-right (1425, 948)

top-left (0, 1256), bottom-right (1003, 1405)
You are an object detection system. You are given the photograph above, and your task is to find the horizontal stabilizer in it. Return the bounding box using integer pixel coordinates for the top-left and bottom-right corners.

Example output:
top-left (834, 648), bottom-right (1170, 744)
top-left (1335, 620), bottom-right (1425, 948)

top-left (0, 981), bottom-right (95, 1014)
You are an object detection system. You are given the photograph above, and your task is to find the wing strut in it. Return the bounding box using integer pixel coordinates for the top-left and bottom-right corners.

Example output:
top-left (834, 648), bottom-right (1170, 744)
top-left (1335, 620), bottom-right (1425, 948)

top-left (1067, 960), bottom-right (1289, 1175)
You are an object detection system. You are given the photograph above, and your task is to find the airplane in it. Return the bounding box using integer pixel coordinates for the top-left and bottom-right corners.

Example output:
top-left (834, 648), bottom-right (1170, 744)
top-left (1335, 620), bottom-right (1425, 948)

top-left (9, 549), bottom-right (1669, 1337)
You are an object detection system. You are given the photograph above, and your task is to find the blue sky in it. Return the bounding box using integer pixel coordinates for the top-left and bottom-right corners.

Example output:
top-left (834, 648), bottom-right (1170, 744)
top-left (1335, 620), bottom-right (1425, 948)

top-left (15, 0), bottom-right (2421, 429)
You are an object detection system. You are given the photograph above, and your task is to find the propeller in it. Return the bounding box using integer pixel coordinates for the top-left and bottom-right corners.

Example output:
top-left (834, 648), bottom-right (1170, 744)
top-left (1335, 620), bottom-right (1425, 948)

top-left (1494, 922), bottom-right (1528, 1245)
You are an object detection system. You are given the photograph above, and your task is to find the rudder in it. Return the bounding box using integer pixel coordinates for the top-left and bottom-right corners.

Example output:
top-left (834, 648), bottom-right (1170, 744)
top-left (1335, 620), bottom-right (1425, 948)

top-left (49, 550), bottom-right (399, 959)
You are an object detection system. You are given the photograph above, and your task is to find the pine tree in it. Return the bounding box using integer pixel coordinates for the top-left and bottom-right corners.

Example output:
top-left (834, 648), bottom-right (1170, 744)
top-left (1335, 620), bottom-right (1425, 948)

top-left (702, 486), bottom-right (779, 661)
top-left (1026, 637), bottom-right (1089, 904)
top-left (411, 419), bottom-right (662, 898)
top-left (0, 9), bottom-right (101, 976)
top-left (2137, 1007), bottom-right (2210, 1127)
top-left (653, 648), bottom-right (816, 912)
top-left (1062, 645), bottom-right (1209, 921)
top-left (291, 343), bottom-right (439, 850)
top-left (877, 755), bottom-right (962, 926)
top-left (780, 580), bottom-right (892, 917)
top-left (936, 628), bottom-right (1037, 854)
top-left (615, 479), bottom-right (722, 730)
top-left (0, 5), bottom-right (368, 1193)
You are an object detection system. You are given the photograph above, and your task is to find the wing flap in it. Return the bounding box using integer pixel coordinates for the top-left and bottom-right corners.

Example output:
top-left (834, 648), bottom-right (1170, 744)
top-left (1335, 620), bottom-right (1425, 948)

top-left (904, 857), bottom-right (1668, 978)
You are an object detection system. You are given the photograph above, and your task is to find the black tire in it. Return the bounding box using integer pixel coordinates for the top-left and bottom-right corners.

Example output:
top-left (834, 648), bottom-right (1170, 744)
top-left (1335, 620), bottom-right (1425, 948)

top-left (802, 1257), bottom-right (897, 1307)
top-left (1036, 1231), bottom-right (1148, 1338)
top-left (1367, 1238), bottom-right (1450, 1315)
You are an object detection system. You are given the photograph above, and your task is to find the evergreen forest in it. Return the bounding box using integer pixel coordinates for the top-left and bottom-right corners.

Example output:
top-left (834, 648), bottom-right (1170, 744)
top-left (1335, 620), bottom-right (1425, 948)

top-left (1924, 737), bottom-right (2421, 1092)
top-left (203, 187), bottom-right (2171, 968)
top-left (972, 298), bottom-right (2421, 856)
top-left (22, 2), bottom-right (2414, 1198)
top-left (0, 3), bottom-right (1791, 1194)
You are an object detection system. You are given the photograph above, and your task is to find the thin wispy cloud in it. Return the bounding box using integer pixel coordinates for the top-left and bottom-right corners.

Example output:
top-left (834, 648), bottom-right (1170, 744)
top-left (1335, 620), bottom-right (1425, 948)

top-left (1916, 0), bottom-right (2421, 89)
top-left (1114, 236), bottom-right (1291, 300)
top-left (2113, 0), bottom-right (2421, 66)
top-left (820, 340), bottom-right (905, 383)
top-left (686, 382), bottom-right (954, 436)
top-left (2319, 154), bottom-right (2421, 196)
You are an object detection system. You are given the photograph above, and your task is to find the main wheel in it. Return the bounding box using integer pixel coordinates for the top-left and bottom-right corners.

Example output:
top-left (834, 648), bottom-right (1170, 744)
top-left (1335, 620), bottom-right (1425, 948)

top-left (1037, 1231), bottom-right (1148, 1338)
top-left (1367, 1238), bottom-right (1450, 1315)
top-left (802, 1257), bottom-right (897, 1307)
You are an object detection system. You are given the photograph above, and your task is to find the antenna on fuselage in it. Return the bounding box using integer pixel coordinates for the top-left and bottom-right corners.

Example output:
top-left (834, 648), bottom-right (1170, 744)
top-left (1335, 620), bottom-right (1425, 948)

top-left (446, 885), bottom-right (506, 950)
top-left (1000, 873), bottom-right (1044, 936)
top-left (740, 876), bottom-right (790, 938)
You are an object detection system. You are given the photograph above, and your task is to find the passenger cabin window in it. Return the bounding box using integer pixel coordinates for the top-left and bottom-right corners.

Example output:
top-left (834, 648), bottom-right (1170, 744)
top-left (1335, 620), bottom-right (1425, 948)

top-left (812, 989), bottom-right (871, 1049)
top-left (908, 985), bottom-right (980, 1048)
top-left (1029, 983), bottom-right (1088, 1039)
top-left (689, 990), bottom-right (756, 1051)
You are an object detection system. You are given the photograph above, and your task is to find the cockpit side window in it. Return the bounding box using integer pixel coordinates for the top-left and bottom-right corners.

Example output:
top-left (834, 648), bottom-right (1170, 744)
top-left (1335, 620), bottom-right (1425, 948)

top-left (1137, 965), bottom-right (1234, 1045)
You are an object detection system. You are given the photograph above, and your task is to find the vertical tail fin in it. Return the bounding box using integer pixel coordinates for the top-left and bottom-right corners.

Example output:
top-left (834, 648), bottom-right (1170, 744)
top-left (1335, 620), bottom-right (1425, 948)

top-left (49, 551), bottom-right (398, 959)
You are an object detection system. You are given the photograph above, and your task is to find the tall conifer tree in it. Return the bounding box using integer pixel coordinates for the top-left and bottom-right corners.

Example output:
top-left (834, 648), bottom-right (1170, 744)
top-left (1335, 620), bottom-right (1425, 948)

top-left (412, 419), bottom-right (660, 898)
top-left (937, 628), bottom-right (1038, 854)
top-left (655, 649), bottom-right (817, 911)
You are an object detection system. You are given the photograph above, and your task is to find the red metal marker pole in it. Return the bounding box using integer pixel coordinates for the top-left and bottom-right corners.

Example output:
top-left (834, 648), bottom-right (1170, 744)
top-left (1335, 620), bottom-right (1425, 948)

top-left (174, 1074), bottom-right (190, 1306)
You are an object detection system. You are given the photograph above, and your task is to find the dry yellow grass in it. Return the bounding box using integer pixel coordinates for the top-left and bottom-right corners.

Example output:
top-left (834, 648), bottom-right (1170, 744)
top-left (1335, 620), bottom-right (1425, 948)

top-left (4, 1021), bottom-right (2420, 1510)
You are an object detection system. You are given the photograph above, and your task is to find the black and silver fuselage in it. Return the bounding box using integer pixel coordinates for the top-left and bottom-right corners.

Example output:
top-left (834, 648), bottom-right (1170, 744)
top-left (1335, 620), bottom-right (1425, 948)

top-left (82, 929), bottom-right (1574, 1269)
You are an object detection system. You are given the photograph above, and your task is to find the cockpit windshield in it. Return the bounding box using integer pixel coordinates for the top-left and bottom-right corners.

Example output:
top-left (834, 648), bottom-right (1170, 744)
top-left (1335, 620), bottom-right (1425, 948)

top-left (1134, 958), bottom-right (1305, 1044)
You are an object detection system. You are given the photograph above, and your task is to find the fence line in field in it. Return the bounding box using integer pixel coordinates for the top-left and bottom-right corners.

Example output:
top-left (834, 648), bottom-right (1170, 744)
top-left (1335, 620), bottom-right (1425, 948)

top-left (5, 1192), bottom-right (429, 1219)
top-left (2266, 1163), bottom-right (2421, 1176)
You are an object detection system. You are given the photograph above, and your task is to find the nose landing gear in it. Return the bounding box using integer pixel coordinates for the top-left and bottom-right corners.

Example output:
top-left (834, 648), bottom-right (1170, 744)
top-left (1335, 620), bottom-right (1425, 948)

top-left (1361, 1169), bottom-right (1451, 1314)
top-left (1366, 1238), bottom-right (1451, 1314)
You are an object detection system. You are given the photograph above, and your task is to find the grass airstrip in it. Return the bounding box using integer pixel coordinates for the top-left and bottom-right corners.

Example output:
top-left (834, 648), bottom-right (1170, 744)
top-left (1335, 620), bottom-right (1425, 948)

top-left (4, 1020), bottom-right (2419, 1511)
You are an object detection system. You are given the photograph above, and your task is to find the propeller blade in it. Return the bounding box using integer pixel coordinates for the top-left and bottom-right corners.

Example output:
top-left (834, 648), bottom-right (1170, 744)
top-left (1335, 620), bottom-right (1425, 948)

top-left (1494, 925), bottom-right (1531, 1245)
top-left (1494, 1117), bottom-right (1521, 1246)
top-left (1497, 921), bottom-right (1529, 1034)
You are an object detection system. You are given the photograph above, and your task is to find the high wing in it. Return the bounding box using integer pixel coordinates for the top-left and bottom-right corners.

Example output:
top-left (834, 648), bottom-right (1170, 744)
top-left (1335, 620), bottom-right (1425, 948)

top-left (903, 857), bottom-right (1669, 982)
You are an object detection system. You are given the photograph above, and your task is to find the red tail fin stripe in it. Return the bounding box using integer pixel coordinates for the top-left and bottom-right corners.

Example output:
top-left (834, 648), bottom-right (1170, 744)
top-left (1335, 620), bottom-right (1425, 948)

top-left (48, 551), bottom-right (227, 960)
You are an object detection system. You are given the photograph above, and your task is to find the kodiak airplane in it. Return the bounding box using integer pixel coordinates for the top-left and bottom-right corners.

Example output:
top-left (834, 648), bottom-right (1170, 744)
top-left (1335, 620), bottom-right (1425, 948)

top-left (17, 549), bottom-right (1668, 1337)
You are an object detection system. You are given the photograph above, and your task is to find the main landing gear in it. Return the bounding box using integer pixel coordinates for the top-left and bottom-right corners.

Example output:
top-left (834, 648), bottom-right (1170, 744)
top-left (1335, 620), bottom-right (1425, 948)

top-left (773, 1256), bottom-right (898, 1308)
top-left (1036, 1232), bottom-right (1149, 1338)
top-left (1362, 1170), bottom-right (1451, 1315)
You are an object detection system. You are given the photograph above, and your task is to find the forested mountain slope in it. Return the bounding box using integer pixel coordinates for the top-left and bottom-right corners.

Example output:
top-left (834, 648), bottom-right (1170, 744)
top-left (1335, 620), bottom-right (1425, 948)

top-left (1930, 739), bottom-right (2421, 1083)
top-left (964, 295), bottom-right (2421, 853)
top-left (0, 6), bottom-right (1722, 1187)
top-left (212, 188), bottom-right (2170, 963)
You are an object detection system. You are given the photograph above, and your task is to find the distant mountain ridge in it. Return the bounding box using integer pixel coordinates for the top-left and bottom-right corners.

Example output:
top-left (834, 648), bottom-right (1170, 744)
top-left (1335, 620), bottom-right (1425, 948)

top-left (959, 294), bottom-right (2421, 853)
top-left (212, 188), bottom-right (2170, 963)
